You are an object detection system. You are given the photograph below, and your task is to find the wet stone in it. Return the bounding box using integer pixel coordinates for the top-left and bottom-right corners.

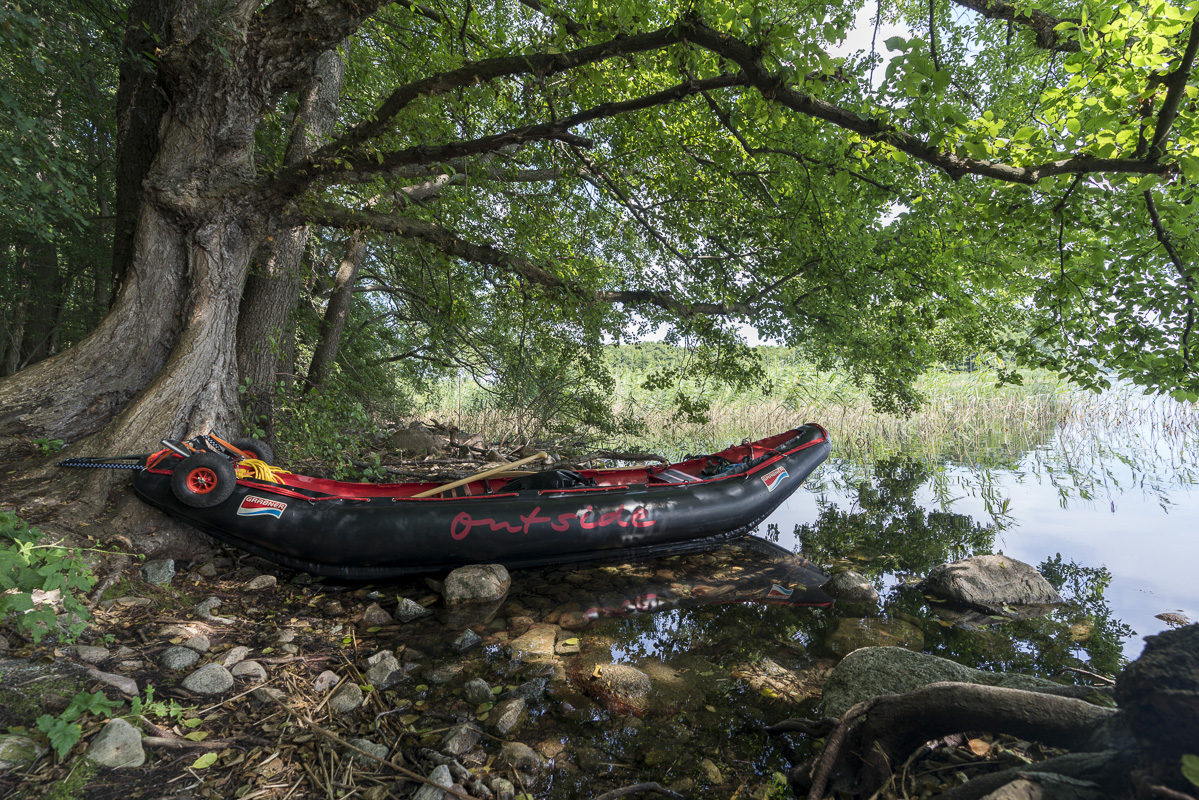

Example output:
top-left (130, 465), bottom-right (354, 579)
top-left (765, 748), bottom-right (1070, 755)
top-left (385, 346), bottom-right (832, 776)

top-left (699, 758), bottom-right (724, 784)
top-left (394, 597), bottom-right (429, 623)
top-left (489, 697), bottom-right (527, 735)
top-left (440, 724), bottom-right (481, 757)
top-left (463, 678), bottom-right (493, 705)
top-left (507, 624), bottom-right (559, 662)
top-left (231, 660), bottom-right (268, 682)
top-left (161, 646), bottom-right (201, 671)
top-left (491, 777), bottom-right (516, 800)
top-left (366, 651), bottom-right (403, 688)
top-left (822, 570), bottom-right (880, 604)
top-left (444, 564), bottom-right (511, 605)
top-left (86, 718), bottom-right (145, 768)
top-left (182, 663), bottom-right (235, 695)
top-left (558, 611), bottom-right (589, 630)
top-left (824, 617), bottom-right (925, 659)
top-left (497, 741), bottom-right (541, 774)
top-left (329, 682), bottom-right (364, 713)
top-left (510, 677), bottom-right (547, 703)
top-left (453, 629), bottom-right (483, 653)
top-left (141, 559), bottom-right (175, 586)
top-left (425, 663), bottom-right (464, 684)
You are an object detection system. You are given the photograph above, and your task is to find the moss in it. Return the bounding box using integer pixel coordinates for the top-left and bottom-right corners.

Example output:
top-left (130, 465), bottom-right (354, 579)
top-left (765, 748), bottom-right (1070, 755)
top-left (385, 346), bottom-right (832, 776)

top-left (40, 757), bottom-right (98, 800)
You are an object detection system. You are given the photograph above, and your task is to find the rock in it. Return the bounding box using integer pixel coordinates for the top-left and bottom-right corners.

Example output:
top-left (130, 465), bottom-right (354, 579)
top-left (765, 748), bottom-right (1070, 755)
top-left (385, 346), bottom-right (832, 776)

top-left (0, 734), bottom-right (47, 771)
top-left (365, 651), bottom-right (403, 689)
top-left (444, 564), bottom-right (511, 605)
top-left (485, 449), bottom-right (506, 463)
top-left (273, 629), bottom-right (296, 644)
top-left (87, 667), bottom-right (138, 696)
top-left (453, 629), bottom-right (483, 653)
top-left (245, 574), bottom-right (277, 590)
top-left (558, 611), bottom-right (589, 630)
top-left (824, 617), bottom-right (924, 659)
top-left (507, 624), bottom-right (559, 662)
top-left (821, 647), bottom-right (1066, 718)
top-left (329, 682), bottom-right (364, 713)
top-left (489, 697), bottom-right (527, 735)
top-left (389, 427), bottom-right (442, 456)
top-left (555, 634), bottom-right (580, 655)
top-left (221, 645), bottom-right (252, 668)
top-left (231, 660), bottom-right (268, 682)
top-left (182, 663), bottom-right (235, 695)
top-left (463, 678), bottom-right (493, 705)
top-left (313, 670), bottom-right (340, 693)
top-left (141, 558), bottom-right (176, 586)
top-left (1115, 623), bottom-right (1199, 778)
top-left (497, 741), bottom-right (542, 774)
top-left (183, 633), bottom-right (211, 652)
top-left (821, 570), bottom-right (879, 604)
top-left (394, 597), bottom-right (430, 623)
top-left (924, 555), bottom-right (1062, 612)
top-left (85, 718), bottom-right (145, 768)
top-left (361, 603), bottom-right (393, 627)
top-left (425, 662), bottom-right (465, 684)
top-left (581, 663), bottom-right (652, 715)
top-left (412, 764), bottom-right (454, 800)
top-left (699, 758), bottom-right (723, 784)
top-left (440, 724), bottom-right (481, 757)
top-left (71, 645), bottom-right (111, 664)
top-left (161, 646), bottom-right (201, 671)
top-left (510, 678), bottom-right (548, 703)
top-left (346, 737), bottom-right (390, 765)
top-left (490, 777), bottom-right (516, 800)
top-left (254, 686), bottom-right (287, 704)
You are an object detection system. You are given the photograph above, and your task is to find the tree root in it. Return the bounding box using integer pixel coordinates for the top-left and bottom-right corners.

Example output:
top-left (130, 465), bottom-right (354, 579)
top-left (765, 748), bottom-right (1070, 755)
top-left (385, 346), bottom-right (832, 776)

top-left (776, 681), bottom-right (1132, 800)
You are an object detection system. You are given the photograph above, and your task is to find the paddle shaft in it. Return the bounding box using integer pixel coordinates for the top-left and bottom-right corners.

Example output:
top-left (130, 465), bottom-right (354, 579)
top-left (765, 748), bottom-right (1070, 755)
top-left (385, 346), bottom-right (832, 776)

top-left (411, 451), bottom-right (548, 498)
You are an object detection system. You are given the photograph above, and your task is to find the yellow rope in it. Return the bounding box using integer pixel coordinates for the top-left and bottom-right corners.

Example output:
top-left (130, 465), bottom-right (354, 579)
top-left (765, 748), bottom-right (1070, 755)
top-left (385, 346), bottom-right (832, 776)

top-left (235, 459), bottom-right (292, 484)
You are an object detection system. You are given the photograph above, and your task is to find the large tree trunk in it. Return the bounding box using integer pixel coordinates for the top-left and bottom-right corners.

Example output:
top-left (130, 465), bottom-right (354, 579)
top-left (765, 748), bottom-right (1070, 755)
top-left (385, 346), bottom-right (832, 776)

top-left (305, 233), bottom-right (366, 392)
top-left (237, 50), bottom-right (345, 443)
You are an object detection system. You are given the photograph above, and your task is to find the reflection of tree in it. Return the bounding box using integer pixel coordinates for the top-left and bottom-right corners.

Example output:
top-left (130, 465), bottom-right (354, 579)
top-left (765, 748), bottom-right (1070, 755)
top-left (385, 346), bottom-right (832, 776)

top-left (795, 457), bottom-right (995, 580)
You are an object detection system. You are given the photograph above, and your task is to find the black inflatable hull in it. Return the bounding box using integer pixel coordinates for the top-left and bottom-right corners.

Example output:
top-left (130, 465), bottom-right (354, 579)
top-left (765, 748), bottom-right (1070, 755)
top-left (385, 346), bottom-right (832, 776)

top-left (132, 424), bottom-right (830, 579)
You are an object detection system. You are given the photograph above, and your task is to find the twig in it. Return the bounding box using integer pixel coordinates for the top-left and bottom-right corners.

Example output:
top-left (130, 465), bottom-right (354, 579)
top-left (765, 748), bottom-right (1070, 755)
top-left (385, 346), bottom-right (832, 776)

top-left (592, 782), bottom-right (685, 800)
top-left (1145, 785), bottom-right (1198, 800)
top-left (807, 698), bottom-right (878, 800)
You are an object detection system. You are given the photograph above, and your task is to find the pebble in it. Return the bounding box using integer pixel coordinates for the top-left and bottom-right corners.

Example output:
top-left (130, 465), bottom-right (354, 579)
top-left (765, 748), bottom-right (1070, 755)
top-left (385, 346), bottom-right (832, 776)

top-left (231, 660), bottom-right (268, 682)
top-left (72, 645), bottom-right (111, 663)
top-left (273, 629), bottom-right (296, 644)
top-left (440, 724), bottom-right (481, 757)
top-left (160, 646), bottom-right (201, 671)
top-left (85, 719), bottom-right (145, 768)
top-left (462, 678), bottom-right (493, 705)
top-left (413, 764), bottom-right (453, 800)
top-left (510, 678), bottom-right (548, 703)
top-left (365, 651), bottom-right (403, 689)
top-left (140, 559), bottom-right (175, 586)
top-left (183, 634), bottom-right (211, 652)
top-left (489, 698), bottom-right (527, 735)
top-left (254, 686), bottom-right (287, 704)
top-left (313, 670), bottom-right (341, 694)
top-left (245, 574), bottom-right (277, 590)
top-left (221, 645), bottom-right (251, 668)
top-left (394, 597), bottom-right (429, 623)
top-left (453, 630), bottom-right (482, 653)
top-left (361, 603), bottom-right (393, 627)
top-left (490, 777), bottom-right (516, 800)
top-left (87, 667), bottom-right (138, 696)
top-left (345, 737), bottom-right (390, 764)
top-left (182, 663), bottom-right (235, 695)
top-left (497, 741), bottom-right (541, 774)
top-left (329, 682), bottom-right (364, 713)
top-left (699, 758), bottom-right (723, 784)
top-left (425, 663), bottom-right (464, 684)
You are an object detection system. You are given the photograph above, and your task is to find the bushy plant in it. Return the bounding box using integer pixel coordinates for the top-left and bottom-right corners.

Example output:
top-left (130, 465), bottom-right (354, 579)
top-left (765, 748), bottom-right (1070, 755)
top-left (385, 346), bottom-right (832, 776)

top-left (0, 510), bottom-right (94, 642)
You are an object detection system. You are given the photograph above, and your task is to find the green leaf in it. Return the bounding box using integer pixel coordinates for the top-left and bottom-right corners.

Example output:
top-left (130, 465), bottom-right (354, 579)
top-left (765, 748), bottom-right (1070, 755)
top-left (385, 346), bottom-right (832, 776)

top-left (192, 752), bottom-right (219, 769)
top-left (1182, 754), bottom-right (1199, 787)
top-left (1180, 156), bottom-right (1199, 183)
top-left (883, 36), bottom-right (906, 51)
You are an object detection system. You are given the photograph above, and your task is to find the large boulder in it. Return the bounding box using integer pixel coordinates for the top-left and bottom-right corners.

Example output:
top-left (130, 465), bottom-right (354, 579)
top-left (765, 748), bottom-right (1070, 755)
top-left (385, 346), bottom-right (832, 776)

top-left (820, 646), bottom-right (1067, 718)
top-left (389, 426), bottom-right (442, 456)
top-left (923, 555), bottom-right (1062, 612)
top-left (444, 564), bottom-right (511, 605)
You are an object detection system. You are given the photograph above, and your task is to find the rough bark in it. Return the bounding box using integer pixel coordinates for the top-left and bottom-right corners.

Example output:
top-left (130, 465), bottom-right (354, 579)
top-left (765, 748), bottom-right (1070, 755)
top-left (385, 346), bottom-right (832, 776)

top-left (237, 50), bottom-right (346, 441)
top-left (305, 234), bottom-right (366, 392)
top-left (17, 239), bottom-right (63, 367)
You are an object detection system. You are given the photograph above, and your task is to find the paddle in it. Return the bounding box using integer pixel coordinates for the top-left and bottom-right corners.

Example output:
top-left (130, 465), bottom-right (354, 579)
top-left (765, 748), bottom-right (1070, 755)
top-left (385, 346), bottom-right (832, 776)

top-left (411, 451), bottom-right (549, 498)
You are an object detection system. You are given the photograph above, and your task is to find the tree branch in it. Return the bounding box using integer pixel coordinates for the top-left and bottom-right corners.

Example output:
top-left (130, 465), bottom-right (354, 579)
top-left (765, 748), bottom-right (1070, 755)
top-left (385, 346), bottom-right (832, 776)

top-left (254, 0), bottom-right (389, 93)
top-left (1143, 189), bottom-right (1196, 368)
top-left (1146, 15), bottom-right (1199, 162)
top-left (949, 0), bottom-right (1080, 52)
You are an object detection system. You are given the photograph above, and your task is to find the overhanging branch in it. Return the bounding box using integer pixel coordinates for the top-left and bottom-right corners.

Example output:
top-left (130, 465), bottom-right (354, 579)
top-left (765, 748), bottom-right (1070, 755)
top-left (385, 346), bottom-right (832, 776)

top-left (949, 0), bottom-right (1080, 52)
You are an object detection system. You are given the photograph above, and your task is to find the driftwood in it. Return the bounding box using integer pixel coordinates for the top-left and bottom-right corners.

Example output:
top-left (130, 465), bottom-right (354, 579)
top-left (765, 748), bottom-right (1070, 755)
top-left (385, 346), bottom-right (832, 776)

top-left (773, 625), bottom-right (1199, 800)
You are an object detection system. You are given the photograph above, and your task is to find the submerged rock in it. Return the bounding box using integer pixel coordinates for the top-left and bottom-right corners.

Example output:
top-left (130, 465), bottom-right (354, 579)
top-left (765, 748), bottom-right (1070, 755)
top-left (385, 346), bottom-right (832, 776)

top-left (820, 646), bottom-right (1066, 718)
top-left (824, 617), bottom-right (924, 658)
top-left (923, 555), bottom-right (1062, 612)
top-left (507, 624), bottom-right (559, 662)
top-left (821, 570), bottom-right (879, 604)
top-left (578, 663), bottom-right (652, 715)
top-left (444, 564), bottom-right (511, 605)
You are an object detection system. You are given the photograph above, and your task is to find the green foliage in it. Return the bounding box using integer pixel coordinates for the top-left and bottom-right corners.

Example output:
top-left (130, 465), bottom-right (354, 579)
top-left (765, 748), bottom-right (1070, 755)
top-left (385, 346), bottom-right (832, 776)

top-left (0, 510), bottom-right (94, 642)
top-left (33, 437), bottom-right (65, 453)
top-left (35, 689), bottom-right (119, 760)
top-left (1183, 754), bottom-right (1199, 788)
top-left (273, 379), bottom-right (386, 477)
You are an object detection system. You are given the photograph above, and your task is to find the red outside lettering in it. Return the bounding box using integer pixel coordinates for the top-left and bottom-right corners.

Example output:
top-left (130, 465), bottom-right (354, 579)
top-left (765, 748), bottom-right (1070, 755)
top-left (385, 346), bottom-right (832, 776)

top-left (520, 507), bottom-right (551, 534)
top-left (451, 504), bottom-right (654, 539)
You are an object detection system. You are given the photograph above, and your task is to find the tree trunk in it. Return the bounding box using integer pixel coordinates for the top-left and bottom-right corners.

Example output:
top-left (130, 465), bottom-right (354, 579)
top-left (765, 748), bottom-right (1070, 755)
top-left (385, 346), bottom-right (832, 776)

top-left (305, 233), bottom-right (366, 392)
top-left (237, 50), bottom-right (345, 442)
top-left (17, 239), bottom-right (63, 368)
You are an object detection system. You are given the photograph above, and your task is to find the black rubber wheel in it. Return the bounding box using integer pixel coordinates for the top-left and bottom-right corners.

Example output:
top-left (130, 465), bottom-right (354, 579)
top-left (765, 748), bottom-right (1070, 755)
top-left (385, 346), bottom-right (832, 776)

top-left (231, 437), bottom-right (274, 464)
top-left (171, 452), bottom-right (236, 508)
